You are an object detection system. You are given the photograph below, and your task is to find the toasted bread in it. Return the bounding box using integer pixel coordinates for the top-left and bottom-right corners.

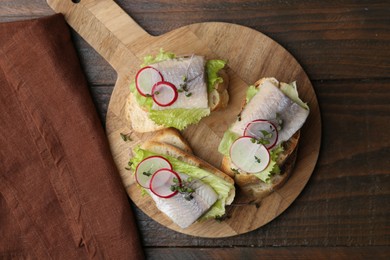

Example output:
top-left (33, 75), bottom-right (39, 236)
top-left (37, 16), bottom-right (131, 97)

top-left (151, 128), bottom-right (193, 154)
top-left (220, 77), bottom-right (303, 202)
top-left (126, 93), bottom-right (165, 133)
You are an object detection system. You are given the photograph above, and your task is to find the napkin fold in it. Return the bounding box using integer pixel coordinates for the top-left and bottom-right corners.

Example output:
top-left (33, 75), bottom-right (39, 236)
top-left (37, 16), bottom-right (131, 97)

top-left (0, 14), bottom-right (144, 259)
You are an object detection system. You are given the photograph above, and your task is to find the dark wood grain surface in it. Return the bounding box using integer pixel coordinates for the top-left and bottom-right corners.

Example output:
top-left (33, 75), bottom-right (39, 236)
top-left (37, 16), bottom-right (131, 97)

top-left (1, 0), bottom-right (389, 258)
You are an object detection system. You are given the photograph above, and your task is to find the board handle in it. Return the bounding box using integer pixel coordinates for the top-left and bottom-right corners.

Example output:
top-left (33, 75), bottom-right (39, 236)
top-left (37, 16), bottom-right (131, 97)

top-left (47, 0), bottom-right (152, 73)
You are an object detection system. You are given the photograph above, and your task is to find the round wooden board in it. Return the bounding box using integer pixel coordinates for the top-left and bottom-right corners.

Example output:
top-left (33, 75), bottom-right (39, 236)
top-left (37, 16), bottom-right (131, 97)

top-left (105, 22), bottom-right (321, 238)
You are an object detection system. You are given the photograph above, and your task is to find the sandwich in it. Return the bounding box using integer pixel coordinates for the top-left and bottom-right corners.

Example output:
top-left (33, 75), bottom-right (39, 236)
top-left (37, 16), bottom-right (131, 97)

top-left (126, 49), bottom-right (229, 132)
top-left (129, 128), bottom-right (235, 228)
top-left (218, 77), bottom-right (310, 201)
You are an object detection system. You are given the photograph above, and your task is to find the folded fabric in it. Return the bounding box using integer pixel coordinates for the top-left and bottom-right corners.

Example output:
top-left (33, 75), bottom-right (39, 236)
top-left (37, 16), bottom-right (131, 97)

top-left (0, 14), bottom-right (144, 259)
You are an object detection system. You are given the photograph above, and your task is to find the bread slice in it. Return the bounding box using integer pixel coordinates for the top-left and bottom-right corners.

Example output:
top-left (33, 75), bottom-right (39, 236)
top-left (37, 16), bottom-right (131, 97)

top-left (126, 69), bottom-right (229, 133)
top-left (151, 128), bottom-right (193, 154)
top-left (141, 140), bottom-right (235, 205)
top-left (126, 93), bottom-right (165, 133)
top-left (220, 77), bottom-right (302, 202)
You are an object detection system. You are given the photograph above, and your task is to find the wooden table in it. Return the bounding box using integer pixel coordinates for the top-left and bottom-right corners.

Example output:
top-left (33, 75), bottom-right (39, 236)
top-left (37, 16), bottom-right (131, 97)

top-left (2, 0), bottom-right (389, 259)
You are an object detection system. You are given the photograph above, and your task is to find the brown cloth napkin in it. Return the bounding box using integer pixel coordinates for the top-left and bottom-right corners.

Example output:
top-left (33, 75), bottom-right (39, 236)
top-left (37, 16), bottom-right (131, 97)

top-left (0, 14), bottom-right (144, 259)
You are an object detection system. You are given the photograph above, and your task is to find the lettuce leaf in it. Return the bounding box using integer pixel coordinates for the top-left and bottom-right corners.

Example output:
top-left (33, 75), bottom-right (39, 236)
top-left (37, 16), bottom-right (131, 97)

top-left (130, 147), bottom-right (234, 219)
top-left (149, 108), bottom-right (210, 131)
top-left (218, 130), bottom-right (240, 156)
top-left (129, 82), bottom-right (153, 110)
top-left (142, 49), bottom-right (176, 67)
top-left (280, 81), bottom-right (309, 110)
top-left (245, 85), bottom-right (257, 104)
top-left (206, 59), bottom-right (227, 92)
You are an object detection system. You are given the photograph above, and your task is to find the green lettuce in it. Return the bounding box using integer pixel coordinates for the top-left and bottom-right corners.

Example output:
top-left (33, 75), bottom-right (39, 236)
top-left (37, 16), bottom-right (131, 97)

top-left (206, 59), bottom-right (227, 92)
top-left (130, 147), bottom-right (234, 219)
top-left (142, 49), bottom-right (176, 67)
top-left (129, 49), bottom-right (226, 130)
top-left (149, 108), bottom-right (210, 131)
top-left (129, 82), bottom-right (153, 110)
top-left (245, 85), bottom-right (257, 104)
top-left (218, 130), bottom-right (240, 156)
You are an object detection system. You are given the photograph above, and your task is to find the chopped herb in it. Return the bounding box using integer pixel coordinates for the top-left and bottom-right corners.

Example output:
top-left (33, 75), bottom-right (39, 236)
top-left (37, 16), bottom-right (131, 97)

top-left (231, 168), bottom-right (240, 175)
top-left (178, 85), bottom-right (187, 93)
top-left (254, 155), bottom-right (261, 164)
top-left (141, 188), bottom-right (148, 197)
top-left (184, 194), bottom-right (194, 201)
top-left (170, 177), bottom-right (195, 201)
top-left (253, 136), bottom-right (270, 145)
top-left (120, 133), bottom-right (127, 141)
top-left (179, 83), bottom-right (188, 92)
top-left (249, 130), bottom-right (273, 146)
top-left (125, 167), bottom-right (131, 171)
top-left (260, 130), bottom-right (272, 139)
top-left (258, 138), bottom-right (270, 145)
top-left (142, 171), bottom-right (152, 177)
top-left (120, 132), bottom-right (133, 142)
top-left (178, 72), bottom-right (198, 97)
top-left (237, 113), bottom-right (242, 121)
top-left (154, 91), bottom-right (160, 95)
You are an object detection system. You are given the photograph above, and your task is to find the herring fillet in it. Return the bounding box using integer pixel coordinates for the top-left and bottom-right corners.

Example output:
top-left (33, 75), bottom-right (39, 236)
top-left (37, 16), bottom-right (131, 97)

top-left (150, 56), bottom-right (208, 110)
top-left (149, 174), bottom-right (218, 228)
top-left (231, 80), bottom-right (309, 145)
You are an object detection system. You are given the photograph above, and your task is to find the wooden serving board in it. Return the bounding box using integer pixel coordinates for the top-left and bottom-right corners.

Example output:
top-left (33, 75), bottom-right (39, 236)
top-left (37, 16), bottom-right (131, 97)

top-left (47, 0), bottom-right (321, 238)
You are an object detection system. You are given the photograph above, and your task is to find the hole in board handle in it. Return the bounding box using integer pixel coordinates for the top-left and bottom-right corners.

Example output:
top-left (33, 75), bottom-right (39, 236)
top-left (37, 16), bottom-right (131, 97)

top-left (72, 0), bottom-right (81, 3)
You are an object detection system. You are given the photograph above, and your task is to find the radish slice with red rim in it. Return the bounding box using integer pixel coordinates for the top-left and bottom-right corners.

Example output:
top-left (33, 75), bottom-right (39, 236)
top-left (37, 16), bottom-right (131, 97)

top-left (135, 156), bottom-right (172, 189)
top-left (244, 119), bottom-right (278, 149)
top-left (150, 169), bottom-right (181, 198)
top-left (152, 81), bottom-right (178, 107)
top-left (230, 136), bottom-right (270, 173)
top-left (135, 66), bottom-right (164, 97)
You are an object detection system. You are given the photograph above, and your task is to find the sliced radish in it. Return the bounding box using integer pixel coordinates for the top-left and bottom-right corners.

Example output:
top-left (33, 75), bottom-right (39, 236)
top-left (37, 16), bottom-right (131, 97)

top-left (230, 136), bottom-right (270, 173)
top-left (152, 81), bottom-right (178, 107)
top-left (135, 66), bottom-right (164, 97)
top-left (135, 156), bottom-right (172, 189)
top-left (150, 169), bottom-right (181, 198)
top-left (244, 119), bottom-right (278, 149)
